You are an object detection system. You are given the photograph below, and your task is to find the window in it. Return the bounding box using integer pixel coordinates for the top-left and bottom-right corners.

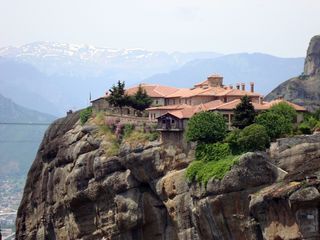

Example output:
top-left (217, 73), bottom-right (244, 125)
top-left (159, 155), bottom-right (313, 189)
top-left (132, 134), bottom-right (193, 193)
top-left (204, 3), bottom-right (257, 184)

top-left (162, 119), bottom-right (166, 124)
top-left (155, 100), bottom-right (158, 105)
top-left (171, 119), bottom-right (175, 124)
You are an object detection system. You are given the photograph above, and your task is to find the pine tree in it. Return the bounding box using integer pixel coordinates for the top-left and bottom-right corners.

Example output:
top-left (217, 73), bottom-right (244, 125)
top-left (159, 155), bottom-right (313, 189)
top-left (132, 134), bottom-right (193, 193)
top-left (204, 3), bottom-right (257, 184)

top-left (130, 85), bottom-right (153, 112)
top-left (107, 80), bottom-right (129, 115)
top-left (232, 95), bottom-right (256, 129)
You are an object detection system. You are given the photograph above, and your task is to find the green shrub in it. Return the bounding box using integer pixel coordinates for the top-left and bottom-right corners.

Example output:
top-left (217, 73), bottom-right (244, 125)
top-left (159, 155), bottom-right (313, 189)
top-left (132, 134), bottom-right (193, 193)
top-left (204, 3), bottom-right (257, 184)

top-left (147, 131), bottom-right (160, 141)
top-left (195, 143), bottom-right (231, 162)
top-left (298, 122), bottom-right (312, 134)
top-left (306, 116), bottom-right (318, 129)
top-left (224, 129), bottom-right (242, 154)
top-left (185, 161), bottom-right (205, 182)
top-left (80, 107), bottom-right (92, 125)
top-left (238, 124), bottom-right (270, 152)
top-left (123, 124), bottom-right (135, 138)
top-left (255, 111), bottom-right (292, 140)
top-left (186, 156), bottom-right (240, 184)
top-left (269, 102), bottom-right (297, 123)
top-left (186, 112), bottom-right (227, 143)
top-left (314, 109), bottom-right (320, 121)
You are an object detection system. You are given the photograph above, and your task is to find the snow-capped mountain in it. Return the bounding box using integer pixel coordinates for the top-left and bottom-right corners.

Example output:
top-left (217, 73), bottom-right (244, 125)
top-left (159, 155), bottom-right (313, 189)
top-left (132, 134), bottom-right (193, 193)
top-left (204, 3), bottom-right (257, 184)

top-left (0, 41), bottom-right (221, 115)
top-left (0, 42), bottom-right (303, 117)
top-left (0, 42), bottom-right (221, 79)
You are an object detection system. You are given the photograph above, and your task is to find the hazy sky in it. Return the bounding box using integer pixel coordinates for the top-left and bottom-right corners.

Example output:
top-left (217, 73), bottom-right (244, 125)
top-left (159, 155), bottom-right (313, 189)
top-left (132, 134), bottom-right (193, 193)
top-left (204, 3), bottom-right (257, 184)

top-left (0, 0), bottom-right (319, 57)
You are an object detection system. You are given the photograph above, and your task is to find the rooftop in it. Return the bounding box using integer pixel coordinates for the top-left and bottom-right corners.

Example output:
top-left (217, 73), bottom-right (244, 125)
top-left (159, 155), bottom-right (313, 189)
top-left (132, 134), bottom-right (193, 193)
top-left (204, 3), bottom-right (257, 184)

top-left (126, 84), bottom-right (180, 98)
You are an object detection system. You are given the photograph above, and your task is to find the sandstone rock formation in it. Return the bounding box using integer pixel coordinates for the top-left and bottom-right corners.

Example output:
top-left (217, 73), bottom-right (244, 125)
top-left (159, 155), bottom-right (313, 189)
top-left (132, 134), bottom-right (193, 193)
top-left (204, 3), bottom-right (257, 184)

top-left (16, 112), bottom-right (320, 239)
top-left (266, 35), bottom-right (320, 111)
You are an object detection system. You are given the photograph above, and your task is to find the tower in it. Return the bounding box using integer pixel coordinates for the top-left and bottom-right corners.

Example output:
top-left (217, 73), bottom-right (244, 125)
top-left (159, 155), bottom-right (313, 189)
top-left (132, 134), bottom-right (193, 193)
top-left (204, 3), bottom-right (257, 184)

top-left (207, 74), bottom-right (223, 87)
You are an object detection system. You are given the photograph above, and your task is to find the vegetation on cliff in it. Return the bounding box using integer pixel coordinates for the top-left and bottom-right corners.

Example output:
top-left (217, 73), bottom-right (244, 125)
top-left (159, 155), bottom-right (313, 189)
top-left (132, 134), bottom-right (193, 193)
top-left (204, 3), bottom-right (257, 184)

top-left (185, 111), bottom-right (227, 143)
top-left (186, 143), bottom-right (240, 184)
top-left (89, 112), bottom-right (159, 157)
top-left (185, 99), bottom-right (310, 185)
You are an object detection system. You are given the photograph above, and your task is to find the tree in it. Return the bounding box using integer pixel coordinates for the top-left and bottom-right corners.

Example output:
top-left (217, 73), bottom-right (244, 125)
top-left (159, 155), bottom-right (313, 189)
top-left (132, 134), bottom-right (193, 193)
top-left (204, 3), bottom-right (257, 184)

top-left (255, 111), bottom-right (292, 140)
top-left (130, 85), bottom-right (153, 112)
top-left (186, 111), bottom-right (227, 143)
top-left (232, 95), bottom-right (256, 129)
top-left (237, 124), bottom-right (270, 152)
top-left (107, 81), bottom-right (129, 115)
top-left (269, 102), bottom-right (297, 123)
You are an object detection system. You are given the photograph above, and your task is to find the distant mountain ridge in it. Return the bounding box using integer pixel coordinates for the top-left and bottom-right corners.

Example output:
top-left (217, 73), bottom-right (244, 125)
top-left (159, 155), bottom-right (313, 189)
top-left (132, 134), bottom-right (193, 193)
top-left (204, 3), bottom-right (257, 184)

top-left (0, 94), bottom-right (55, 177)
top-left (0, 41), bottom-right (221, 78)
top-left (143, 53), bottom-right (304, 95)
top-left (266, 35), bottom-right (320, 111)
top-left (0, 42), bottom-right (304, 116)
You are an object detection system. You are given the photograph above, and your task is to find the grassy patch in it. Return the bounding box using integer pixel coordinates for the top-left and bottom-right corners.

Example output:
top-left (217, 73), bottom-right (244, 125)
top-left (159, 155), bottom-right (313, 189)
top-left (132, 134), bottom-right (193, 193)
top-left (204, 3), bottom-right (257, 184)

top-left (92, 111), bottom-right (105, 125)
top-left (123, 131), bottom-right (151, 146)
top-left (97, 125), bottom-right (120, 157)
top-left (186, 155), bottom-right (240, 185)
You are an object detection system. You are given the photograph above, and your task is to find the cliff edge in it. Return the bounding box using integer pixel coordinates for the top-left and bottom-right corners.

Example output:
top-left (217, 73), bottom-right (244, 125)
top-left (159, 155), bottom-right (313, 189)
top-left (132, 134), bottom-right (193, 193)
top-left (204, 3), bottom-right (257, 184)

top-left (16, 112), bottom-right (320, 240)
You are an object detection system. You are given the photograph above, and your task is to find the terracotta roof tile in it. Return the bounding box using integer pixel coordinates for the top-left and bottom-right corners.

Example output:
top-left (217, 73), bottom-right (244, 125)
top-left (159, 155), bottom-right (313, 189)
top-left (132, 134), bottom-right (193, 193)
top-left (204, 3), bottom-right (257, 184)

top-left (126, 84), bottom-right (179, 98)
top-left (266, 99), bottom-right (306, 111)
top-left (146, 104), bottom-right (191, 111)
top-left (215, 89), bottom-right (261, 97)
top-left (165, 108), bottom-right (197, 119)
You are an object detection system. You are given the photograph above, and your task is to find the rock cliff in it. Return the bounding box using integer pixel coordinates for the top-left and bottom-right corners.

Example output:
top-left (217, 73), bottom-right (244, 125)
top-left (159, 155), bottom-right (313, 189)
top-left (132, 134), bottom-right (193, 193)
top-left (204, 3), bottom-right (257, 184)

top-left (16, 112), bottom-right (320, 240)
top-left (266, 35), bottom-right (320, 111)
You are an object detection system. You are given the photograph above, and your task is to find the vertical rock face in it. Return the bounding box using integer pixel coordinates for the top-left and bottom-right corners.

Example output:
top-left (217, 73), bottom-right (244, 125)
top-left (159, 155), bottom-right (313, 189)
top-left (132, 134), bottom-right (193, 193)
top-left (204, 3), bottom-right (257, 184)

top-left (304, 35), bottom-right (320, 76)
top-left (266, 35), bottom-right (320, 111)
top-left (16, 112), bottom-right (320, 239)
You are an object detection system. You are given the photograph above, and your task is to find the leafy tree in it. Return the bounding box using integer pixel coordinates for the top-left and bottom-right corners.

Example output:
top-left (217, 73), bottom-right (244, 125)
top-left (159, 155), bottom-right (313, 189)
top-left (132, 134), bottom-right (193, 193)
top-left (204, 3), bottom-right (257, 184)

top-left (232, 95), bottom-right (256, 129)
top-left (255, 111), bottom-right (292, 140)
top-left (186, 111), bottom-right (227, 143)
top-left (130, 85), bottom-right (153, 112)
top-left (237, 124), bottom-right (270, 152)
top-left (269, 102), bottom-right (297, 123)
top-left (107, 81), bottom-right (130, 115)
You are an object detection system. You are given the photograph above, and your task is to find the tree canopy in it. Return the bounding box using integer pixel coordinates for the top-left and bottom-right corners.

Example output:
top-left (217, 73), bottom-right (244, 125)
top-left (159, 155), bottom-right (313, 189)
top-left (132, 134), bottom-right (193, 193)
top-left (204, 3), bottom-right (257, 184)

top-left (255, 111), bottom-right (292, 140)
top-left (237, 124), bottom-right (270, 152)
top-left (130, 85), bottom-right (153, 112)
top-left (107, 80), bottom-right (130, 114)
top-left (269, 102), bottom-right (297, 123)
top-left (232, 95), bottom-right (256, 129)
top-left (186, 111), bottom-right (227, 143)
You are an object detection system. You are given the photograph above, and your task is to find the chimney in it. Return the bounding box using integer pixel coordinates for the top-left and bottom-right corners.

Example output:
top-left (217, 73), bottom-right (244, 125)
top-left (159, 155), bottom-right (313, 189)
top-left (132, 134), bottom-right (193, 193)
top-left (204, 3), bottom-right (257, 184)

top-left (236, 83), bottom-right (240, 90)
top-left (250, 82), bottom-right (254, 93)
top-left (229, 84), bottom-right (233, 89)
top-left (241, 83), bottom-right (245, 91)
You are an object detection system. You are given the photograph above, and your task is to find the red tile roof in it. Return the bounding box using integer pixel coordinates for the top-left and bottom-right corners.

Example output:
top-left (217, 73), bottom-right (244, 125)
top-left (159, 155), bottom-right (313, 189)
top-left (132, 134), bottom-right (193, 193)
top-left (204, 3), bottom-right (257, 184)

top-left (266, 99), bottom-right (306, 111)
top-left (126, 84), bottom-right (179, 98)
top-left (146, 104), bottom-right (191, 111)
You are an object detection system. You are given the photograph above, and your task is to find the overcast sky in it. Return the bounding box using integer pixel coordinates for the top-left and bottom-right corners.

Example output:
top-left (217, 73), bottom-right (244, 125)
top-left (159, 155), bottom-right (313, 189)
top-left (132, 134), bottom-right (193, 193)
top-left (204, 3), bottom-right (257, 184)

top-left (0, 0), bottom-right (319, 57)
